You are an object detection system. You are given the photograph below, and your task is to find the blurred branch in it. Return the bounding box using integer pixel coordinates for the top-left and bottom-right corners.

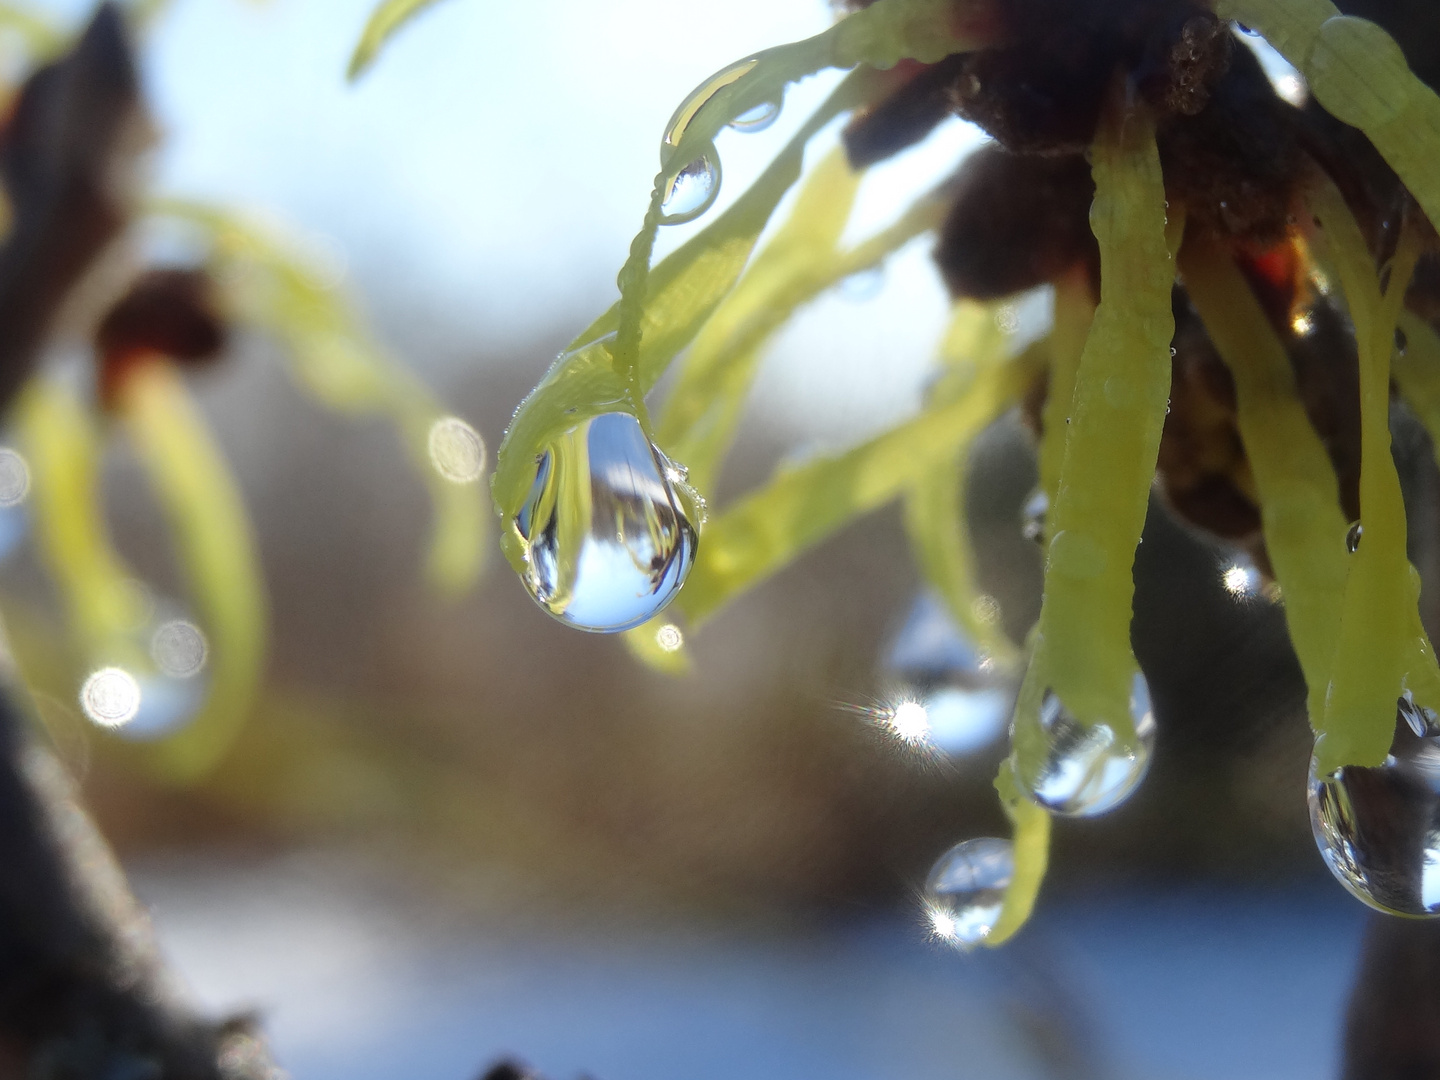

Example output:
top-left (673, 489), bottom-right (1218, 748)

top-left (0, 6), bottom-right (285, 1076)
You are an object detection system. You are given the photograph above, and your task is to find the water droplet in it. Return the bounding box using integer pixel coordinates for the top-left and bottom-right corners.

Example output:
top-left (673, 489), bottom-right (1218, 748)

top-left (1308, 16), bottom-right (1413, 129)
top-left (880, 594), bottom-right (1012, 755)
top-left (660, 152), bottom-right (720, 226)
top-left (1221, 554), bottom-right (1264, 598)
top-left (151, 619), bottom-right (208, 679)
top-left (80, 667), bottom-right (141, 729)
top-left (1014, 672), bottom-right (1156, 816)
top-left (1021, 490), bottom-right (1048, 545)
top-left (663, 57), bottom-right (759, 156)
top-left (1310, 717), bottom-right (1440, 916)
top-left (514, 411), bottom-right (698, 633)
top-left (0, 448), bottom-right (29, 507)
top-left (924, 837), bottom-right (1013, 948)
top-left (1347, 521), bottom-right (1363, 553)
top-left (1396, 327), bottom-right (1409, 356)
top-left (838, 266), bottom-right (885, 302)
top-left (728, 98), bottom-right (781, 133)
top-left (427, 416), bottom-right (487, 483)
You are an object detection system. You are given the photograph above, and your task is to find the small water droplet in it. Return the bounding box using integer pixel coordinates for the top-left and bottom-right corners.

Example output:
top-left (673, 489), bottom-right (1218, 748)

top-left (924, 837), bottom-right (1013, 948)
top-left (1221, 554), bottom-right (1265, 598)
top-left (660, 152), bottom-right (720, 225)
top-left (1396, 327), bottom-right (1409, 356)
top-left (1347, 521), bottom-right (1363, 553)
top-left (514, 411), bottom-right (698, 632)
top-left (880, 593), bottom-right (1012, 755)
top-left (1310, 716), bottom-right (1440, 916)
top-left (838, 266), bottom-right (885, 302)
top-left (728, 98), bottom-right (781, 133)
top-left (1014, 672), bottom-right (1156, 816)
top-left (80, 667), bottom-right (141, 729)
top-left (427, 416), bottom-right (487, 483)
top-left (1021, 490), bottom-right (1048, 545)
top-left (0, 448), bottom-right (29, 507)
top-left (151, 619), bottom-right (208, 679)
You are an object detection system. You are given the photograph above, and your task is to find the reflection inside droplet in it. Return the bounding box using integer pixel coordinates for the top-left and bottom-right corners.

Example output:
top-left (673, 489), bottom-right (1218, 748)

top-left (514, 411), bottom-right (698, 633)
top-left (1014, 672), bottom-right (1156, 816)
top-left (427, 416), bottom-right (487, 483)
top-left (80, 667), bottom-right (141, 729)
top-left (924, 837), bottom-right (1013, 949)
top-left (1310, 714), bottom-right (1440, 917)
top-left (1221, 554), bottom-right (1264, 598)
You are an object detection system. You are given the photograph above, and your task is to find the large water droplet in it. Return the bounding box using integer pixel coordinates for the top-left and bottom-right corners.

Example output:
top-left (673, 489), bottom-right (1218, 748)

top-left (880, 593), bottom-right (1012, 755)
top-left (1014, 672), bottom-right (1156, 816)
top-left (659, 152), bottom-right (720, 226)
top-left (1310, 715), bottom-right (1440, 916)
top-left (663, 57), bottom-right (760, 155)
top-left (728, 98), bottom-right (781, 133)
top-left (924, 837), bottom-right (1013, 948)
top-left (1021, 489), bottom-right (1048, 545)
top-left (514, 411), bottom-right (698, 633)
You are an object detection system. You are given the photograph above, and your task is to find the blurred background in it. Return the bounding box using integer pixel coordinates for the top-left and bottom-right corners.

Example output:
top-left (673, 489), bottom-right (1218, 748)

top-left (0, 0), bottom-right (1399, 1076)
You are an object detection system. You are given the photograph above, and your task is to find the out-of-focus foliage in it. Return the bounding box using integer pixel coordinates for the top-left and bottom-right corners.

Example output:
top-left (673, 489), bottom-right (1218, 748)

top-left (347, 0), bottom-right (449, 79)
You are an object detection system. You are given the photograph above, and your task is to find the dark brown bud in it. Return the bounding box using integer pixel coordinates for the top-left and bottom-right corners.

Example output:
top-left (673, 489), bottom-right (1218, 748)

top-left (934, 144), bottom-right (1096, 300)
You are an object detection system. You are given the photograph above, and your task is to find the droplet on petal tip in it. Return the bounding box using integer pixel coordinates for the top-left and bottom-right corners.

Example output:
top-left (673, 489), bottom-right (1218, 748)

top-left (1014, 672), bottom-right (1156, 817)
top-left (1309, 708), bottom-right (1440, 917)
top-left (512, 411), bottom-right (698, 633)
top-left (923, 837), bottom-right (1014, 949)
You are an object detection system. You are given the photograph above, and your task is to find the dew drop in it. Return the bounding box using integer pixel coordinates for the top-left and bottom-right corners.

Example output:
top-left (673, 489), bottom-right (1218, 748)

top-left (880, 594), bottom-right (1012, 755)
top-left (924, 837), bottom-right (1013, 949)
top-left (1220, 554), bottom-right (1265, 598)
top-left (1347, 521), bottom-right (1363, 553)
top-left (1014, 672), bottom-right (1156, 816)
top-left (80, 667), bottom-right (141, 729)
top-left (728, 98), bottom-right (781, 133)
top-left (663, 57), bottom-right (759, 156)
top-left (427, 416), bottom-right (487, 483)
top-left (1021, 489), bottom-right (1048, 545)
top-left (0, 448), bottom-right (29, 507)
top-left (1309, 715), bottom-right (1440, 916)
top-left (514, 411), bottom-right (698, 633)
top-left (151, 619), bottom-right (208, 679)
top-left (660, 152), bottom-right (720, 226)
